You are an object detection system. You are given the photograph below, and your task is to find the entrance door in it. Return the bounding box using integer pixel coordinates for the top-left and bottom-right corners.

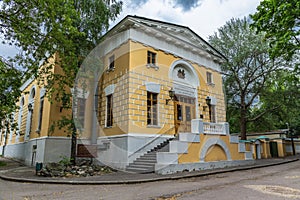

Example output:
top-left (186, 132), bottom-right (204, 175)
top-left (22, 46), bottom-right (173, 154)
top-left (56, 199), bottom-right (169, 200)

top-left (174, 95), bottom-right (196, 134)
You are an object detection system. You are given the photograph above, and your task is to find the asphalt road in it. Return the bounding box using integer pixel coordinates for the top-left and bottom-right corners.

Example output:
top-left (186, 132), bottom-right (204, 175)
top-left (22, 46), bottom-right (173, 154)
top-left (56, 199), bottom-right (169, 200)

top-left (1, 159), bottom-right (300, 200)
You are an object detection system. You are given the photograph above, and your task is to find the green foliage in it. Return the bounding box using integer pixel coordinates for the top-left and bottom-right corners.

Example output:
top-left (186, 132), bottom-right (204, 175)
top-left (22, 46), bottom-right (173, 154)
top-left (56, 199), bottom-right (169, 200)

top-left (0, 1), bottom-right (122, 163)
top-left (251, 0), bottom-right (300, 61)
top-left (0, 0), bottom-right (122, 104)
top-left (0, 160), bottom-right (7, 167)
top-left (0, 0), bottom-right (122, 132)
top-left (0, 57), bottom-right (22, 128)
top-left (209, 18), bottom-right (284, 139)
top-left (58, 155), bottom-right (73, 167)
top-left (248, 70), bottom-right (300, 134)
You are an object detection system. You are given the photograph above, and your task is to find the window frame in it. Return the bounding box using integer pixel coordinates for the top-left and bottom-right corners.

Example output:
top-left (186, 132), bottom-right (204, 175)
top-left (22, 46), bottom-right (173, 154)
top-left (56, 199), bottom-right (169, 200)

top-left (36, 95), bottom-right (44, 132)
top-left (77, 97), bottom-right (86, 129)
top-left (147, 51), bottom-right (156, 65)
top-left (206, 71), bottom-right (214, 85)
top-left (108, 55), bottom-right (115, 71)
top-left (106, 94), bottom-right (113, 127)
top-left (147, 92), bottom-right (158, 126)
top-left (210, 105), bottom-right (217, 123)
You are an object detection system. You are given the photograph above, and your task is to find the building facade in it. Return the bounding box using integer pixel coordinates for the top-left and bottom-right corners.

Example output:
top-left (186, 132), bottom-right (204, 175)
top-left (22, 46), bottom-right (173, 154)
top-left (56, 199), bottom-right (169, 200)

top-left (1, 16), bottom-right (257, 174)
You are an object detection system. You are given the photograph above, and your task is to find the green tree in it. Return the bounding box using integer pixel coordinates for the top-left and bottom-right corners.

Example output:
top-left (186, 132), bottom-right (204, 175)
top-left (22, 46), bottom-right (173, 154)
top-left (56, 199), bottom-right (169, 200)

top-left (248, 70), bottom-right (300, 134)
top-left (251, 0), bottom-right (300, 61)
top-left (0, 56), bottom-right (22, 128)
top-left (209, 18), bottom-right (283, 140)
top-left (0, 0), bottom-right (122, 163)
top-left (0, 56), bottom-right (22, 155)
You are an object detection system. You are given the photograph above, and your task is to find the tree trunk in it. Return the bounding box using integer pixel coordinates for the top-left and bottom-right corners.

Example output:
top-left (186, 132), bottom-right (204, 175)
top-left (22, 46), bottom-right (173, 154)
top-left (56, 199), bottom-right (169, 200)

top-left (240, 108), bottom-right (247, 140)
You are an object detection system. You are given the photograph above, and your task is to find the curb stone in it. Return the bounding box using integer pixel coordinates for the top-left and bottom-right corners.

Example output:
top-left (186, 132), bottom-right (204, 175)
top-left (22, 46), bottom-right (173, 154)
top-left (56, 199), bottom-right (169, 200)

top-left (0, 158), bottom-right (298, 185)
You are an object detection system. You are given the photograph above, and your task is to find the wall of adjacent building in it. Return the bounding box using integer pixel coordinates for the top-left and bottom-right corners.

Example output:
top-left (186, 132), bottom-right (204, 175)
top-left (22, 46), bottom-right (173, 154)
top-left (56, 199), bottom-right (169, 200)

top-left (0, 55), bottom-right (72, 164)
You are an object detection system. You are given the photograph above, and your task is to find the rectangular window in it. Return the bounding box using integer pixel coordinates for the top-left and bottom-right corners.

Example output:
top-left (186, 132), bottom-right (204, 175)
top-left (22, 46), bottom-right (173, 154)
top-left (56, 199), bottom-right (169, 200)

top-left (147, 92), bottom-right (158, 125)
top-left (106, 94), bottom-right (113, 127)
top-left (210, 105), bottom-right (216, 123)
top-left (108, 55), bottom-right (115, 70)
top-left (206, 71), bottom-right (213, 84)
top-left (37, 96), bottom-right (44, 131)
top-left (77, 98), bottom-right (86, 128)
top-left (147, 51), bottom-right (156, 65)
top-left (185, 106), bottom-right (191, 121)
top-left (177, 104), bottom-right (182, 121)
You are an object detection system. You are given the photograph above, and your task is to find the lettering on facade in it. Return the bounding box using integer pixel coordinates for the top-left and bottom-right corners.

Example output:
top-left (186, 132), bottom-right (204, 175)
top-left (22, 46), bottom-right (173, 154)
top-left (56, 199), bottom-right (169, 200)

top-left (174, 83), bottom-right (196, 97)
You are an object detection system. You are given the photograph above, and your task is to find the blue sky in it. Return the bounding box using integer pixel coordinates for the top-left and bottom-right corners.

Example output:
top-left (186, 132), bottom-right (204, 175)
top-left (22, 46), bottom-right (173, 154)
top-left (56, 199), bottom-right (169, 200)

top-left (0, 0), bottom-right (262, 59)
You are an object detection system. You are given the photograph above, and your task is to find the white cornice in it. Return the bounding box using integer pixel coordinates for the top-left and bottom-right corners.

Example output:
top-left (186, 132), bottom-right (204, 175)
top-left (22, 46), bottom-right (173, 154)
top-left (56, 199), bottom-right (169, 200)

top-left (129, 27), bottom-right (223, 72)
top-left (99, 17), bottom-right (224, 72)
top-left (129, 17), bottom-right (224, 59)
top-left (97, 133), bottom-right (174, 139)
top-left (20, 76), bottom-right (34, 91)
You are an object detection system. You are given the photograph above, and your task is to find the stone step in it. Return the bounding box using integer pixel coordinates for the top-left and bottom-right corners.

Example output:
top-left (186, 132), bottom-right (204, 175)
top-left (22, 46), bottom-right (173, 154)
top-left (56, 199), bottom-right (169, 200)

top-left (126, 167), bottom-right (154, 173)
top-left (129, 159), bottom-right (156, 164)
top-left (126, 166), bottom-right (154, 171)
top-left (136, 157), bottom-right (157, 161)
top-left (141, 154), bottom-right (157, 158)
top-left (127, 163), bottom-right (154, 168)
top-left (145, 151), bottom-right (157, 155)
top-left (125, 138), bottom-right (173, 173)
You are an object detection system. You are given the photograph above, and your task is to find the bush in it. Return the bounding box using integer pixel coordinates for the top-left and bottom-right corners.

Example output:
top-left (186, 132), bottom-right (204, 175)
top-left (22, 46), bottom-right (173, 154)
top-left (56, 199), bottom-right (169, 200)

top-left (0, 161), bottom-right (7, 167)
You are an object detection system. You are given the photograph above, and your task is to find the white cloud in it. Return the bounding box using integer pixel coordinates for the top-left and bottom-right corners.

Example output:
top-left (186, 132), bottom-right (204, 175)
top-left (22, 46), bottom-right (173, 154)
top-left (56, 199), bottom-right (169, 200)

top-left (0, 0), bottom-right (262, 59)
top-left (117, 0), bottom-right (262, 39)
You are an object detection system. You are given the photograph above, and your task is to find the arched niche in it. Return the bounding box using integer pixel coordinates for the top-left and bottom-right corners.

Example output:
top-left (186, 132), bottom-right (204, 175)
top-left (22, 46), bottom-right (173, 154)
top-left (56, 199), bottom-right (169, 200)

top-left (200, 138), bottom-right (232, 162)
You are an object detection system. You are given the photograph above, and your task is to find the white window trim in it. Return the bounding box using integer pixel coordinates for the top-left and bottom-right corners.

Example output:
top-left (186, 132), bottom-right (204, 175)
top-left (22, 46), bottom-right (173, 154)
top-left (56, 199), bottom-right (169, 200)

top-left (207, 96), bottom-right (217, 123)
top-left (206, 71), bottom-right (215, 86)
top-left (146, 91), bottom-right (160, 127)
top-left (17, 96), bottom-right (25, 139)
top-left (104, 84), bottom-right (115, 96)
top-left (104, 84), bottom-right (115, 128)
top-left (25, 85), bottom-right (36, 140)
top-left (36, 88), bottom-right (45, 133)
top-left (105, 94), bottom-right (113, 128)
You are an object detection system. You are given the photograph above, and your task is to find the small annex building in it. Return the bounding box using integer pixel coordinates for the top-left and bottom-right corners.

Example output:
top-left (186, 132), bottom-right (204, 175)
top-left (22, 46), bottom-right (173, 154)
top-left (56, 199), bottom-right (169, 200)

top-left (0, 16), bottom-right (255, 174)
top-left (244, 130), bottom-right (300, 159)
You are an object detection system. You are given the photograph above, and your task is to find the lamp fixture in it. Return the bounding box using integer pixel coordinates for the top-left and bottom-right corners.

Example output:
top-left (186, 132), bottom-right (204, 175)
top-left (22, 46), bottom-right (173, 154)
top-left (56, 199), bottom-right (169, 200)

top-left (205, 96), bottom-right (211, 106)
top-left (166, 88), bottom-right (175, 105)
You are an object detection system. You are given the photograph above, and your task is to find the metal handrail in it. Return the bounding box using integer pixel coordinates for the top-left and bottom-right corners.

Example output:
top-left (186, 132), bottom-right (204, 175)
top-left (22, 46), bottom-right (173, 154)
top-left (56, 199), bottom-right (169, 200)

top-left (128, 127), bottom-right (175, 158)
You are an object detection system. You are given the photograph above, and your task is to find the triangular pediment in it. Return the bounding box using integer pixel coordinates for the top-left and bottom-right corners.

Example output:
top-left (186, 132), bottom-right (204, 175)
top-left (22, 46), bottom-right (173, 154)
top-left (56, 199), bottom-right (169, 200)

top-left (126, 16), bottom-right (226, 61)
top-left (102, 15), bottom-right (226, 70)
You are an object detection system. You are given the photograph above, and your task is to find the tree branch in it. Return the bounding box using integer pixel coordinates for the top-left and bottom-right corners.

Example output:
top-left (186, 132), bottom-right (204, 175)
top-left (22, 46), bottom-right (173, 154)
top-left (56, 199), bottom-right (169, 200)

top-left (247, 106), bottom-right (280, 122)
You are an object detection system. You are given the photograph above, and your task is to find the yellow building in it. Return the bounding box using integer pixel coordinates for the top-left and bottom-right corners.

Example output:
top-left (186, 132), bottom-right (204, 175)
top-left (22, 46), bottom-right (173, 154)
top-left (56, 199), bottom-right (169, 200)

top-left (0, 55), bottom-right (73, 166)
top-left (0, 16), bottom-right (255, 174)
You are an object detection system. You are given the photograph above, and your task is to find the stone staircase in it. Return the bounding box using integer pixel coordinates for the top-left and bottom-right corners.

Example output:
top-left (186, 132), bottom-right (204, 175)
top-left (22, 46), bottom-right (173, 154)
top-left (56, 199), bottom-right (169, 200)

top-left (125, 138), bottom-right (173, 173)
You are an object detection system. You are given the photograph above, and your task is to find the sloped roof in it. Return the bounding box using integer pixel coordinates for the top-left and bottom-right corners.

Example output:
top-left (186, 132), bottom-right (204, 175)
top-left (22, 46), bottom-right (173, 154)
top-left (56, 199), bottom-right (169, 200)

top-left (104, 15), bottom-right (226, 62)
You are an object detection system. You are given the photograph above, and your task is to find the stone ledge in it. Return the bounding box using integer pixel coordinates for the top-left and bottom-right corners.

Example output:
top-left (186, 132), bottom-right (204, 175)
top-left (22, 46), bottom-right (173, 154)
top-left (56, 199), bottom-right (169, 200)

top-left (156, 152), bottom-right (178, 165)
top-left (169, 141), bottom-right (189, 154)
top-left (179, 133), bottom-right (200, 143)
top-left (155, 160), bottom-right (255, 175)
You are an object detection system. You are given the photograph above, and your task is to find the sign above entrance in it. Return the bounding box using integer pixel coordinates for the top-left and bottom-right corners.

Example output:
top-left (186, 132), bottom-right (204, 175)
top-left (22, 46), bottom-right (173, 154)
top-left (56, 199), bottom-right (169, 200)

top-left (173, 83), bottom-right (196, 98)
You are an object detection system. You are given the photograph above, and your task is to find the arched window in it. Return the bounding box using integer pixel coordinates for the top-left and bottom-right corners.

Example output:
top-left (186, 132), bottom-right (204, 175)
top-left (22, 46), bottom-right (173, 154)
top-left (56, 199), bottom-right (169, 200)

top-left (25, 86), bottom-right (36, 139)
top-left (37, 88), bottom-right (45, 133)
top-left (30, 88), bottom-right (35, 99)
